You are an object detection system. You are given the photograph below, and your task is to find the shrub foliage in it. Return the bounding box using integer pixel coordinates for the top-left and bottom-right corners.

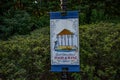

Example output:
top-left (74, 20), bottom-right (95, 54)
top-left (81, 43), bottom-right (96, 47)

top-left (0, 23), bottom-right (120, 80)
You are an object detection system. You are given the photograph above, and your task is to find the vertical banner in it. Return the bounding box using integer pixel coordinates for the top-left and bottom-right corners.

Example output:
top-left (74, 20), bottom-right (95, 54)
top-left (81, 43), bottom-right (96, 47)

top-left (50, 11), bottom-right (80, 72)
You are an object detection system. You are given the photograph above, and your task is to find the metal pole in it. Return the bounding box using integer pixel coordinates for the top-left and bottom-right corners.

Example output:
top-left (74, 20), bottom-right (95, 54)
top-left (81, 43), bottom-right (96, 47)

top-left (60, 0), bottom-right (68, 80)
top-left (60, 0), bottom-right (67, 15)
top-left (60, 0), bottom-right (67, 11)
top-left (61, 68), bottom-right (68, 80)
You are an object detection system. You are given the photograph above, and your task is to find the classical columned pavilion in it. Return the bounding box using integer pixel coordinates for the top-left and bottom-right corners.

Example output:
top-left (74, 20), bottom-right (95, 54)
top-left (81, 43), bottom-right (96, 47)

top-left (56, 29), bottom-right (74, 47)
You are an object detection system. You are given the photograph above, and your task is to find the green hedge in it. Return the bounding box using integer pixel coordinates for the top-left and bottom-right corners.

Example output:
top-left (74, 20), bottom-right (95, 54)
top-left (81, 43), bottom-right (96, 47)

top-left (73, 22), bottom-right (120, 80)
top-left (0, 22), bottom-right (120, 80)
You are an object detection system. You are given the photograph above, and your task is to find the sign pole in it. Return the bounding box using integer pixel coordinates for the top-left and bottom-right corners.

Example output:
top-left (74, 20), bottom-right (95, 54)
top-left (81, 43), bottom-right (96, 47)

top-left (61, 68), bottom-right (68, 80)
top-left (60, 0), bottom-right (67, 15)
top-left (60, 0), bottom-right (68, 80)
top-left (60, 0), bottom-right (67, 11)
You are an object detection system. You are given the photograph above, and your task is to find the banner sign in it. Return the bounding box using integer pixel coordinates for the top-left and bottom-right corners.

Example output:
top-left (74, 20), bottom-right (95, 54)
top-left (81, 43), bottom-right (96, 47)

top-left (50, 11), bottom-right (80, 72)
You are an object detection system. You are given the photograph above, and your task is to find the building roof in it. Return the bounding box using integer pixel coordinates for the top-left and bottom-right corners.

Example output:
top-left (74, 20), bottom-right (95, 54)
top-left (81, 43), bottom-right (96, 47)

top-left (57, 29), bottom-right (73, 35)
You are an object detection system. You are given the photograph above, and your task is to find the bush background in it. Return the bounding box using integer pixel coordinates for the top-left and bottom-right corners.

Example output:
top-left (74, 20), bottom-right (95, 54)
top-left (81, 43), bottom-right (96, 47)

top-left (0, 0), bottom-right (120, 80)
top-left (0, 23), bottom-right (120, 80)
